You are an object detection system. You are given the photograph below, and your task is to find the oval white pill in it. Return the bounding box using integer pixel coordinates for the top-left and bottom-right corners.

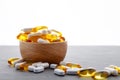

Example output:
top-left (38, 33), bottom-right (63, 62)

top-left (21, 28), bottom-right (32, 33)
top-left (33, 66), bottom-right (44, 73)
top-left (66, 68), bottom-right (81, 75)
top-left (54, 69), bottom-right (65, 76)
top-left (40, 63), bottom-right (49, 68)
top-left (50, 64), bottom-right (57, 69)
top-left (37, 38), bottom-right (50, 43)
top-left (105, 67), bottom-right (118, 76)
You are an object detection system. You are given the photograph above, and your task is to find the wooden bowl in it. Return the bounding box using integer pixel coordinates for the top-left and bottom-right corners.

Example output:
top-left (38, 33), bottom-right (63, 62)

top-left (19, 41), bottom-right (67, 64)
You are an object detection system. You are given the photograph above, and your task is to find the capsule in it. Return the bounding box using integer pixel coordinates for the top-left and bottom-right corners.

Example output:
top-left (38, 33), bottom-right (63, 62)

top-left (66, 63), bottom-right (81, 68)
top-left (45, 34), bottom-right (58, 42)
top-left (78, 68), bottom-right (96, 77)
top-left (32, 26), bottom-right (48, 32)
top-left (60, 61), bottom-right (81, 68)
top-left (19, 63), bottom-right (31, 71)
top-left (56, 65), bottom-right (68, 72)
top-left (12, 59), bottom-right (24, 67)
top-left (17, 33), bottom-right (28, 41)
top-left (8, 58), bottom-right (20, 66)
top-left (93, 70), bottom-right (110, 80)
top-left (50, 29), bottom-right (62, 37)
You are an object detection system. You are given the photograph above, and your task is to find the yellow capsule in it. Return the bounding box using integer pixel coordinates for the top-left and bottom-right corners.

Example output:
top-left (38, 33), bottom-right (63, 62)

top-left (51, 29), bottom-right (62, 37)
top-left (78, 68), bottom-right (96, 77)
top-left (66, 63), bottom-right (81, 68)
top-left (93, 71), bottom-right (109, 80)
top-left (56, 65), bottom-right (67, 72)
top-left (32, 26), bottom-right (48, 32)
top-left (115, 67), bottom-right (120, 74)
top-left (8, 58), bottom-right (19, 66)
top-left (19, 63), bottom-right (31, 71)
top-left (17, 33), bottom-right (28, 41)
top-left (45, 34), bottom-right (58, 42)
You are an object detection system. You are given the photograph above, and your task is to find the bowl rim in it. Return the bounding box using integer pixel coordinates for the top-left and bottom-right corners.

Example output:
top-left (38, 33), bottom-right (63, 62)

top-left (20, 41), bottom-right (67, 45)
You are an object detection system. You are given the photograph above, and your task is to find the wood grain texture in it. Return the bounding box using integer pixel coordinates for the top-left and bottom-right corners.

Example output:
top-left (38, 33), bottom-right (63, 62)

top-left (19, 41), bottom-right (67, 64)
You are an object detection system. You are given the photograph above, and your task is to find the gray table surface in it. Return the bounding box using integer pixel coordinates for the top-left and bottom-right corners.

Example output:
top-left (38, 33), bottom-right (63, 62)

top-left (0, 46), bottom-right (120, 80)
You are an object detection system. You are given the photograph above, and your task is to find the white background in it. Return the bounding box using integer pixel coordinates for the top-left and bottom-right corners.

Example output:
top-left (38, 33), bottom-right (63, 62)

top-left (0, 0), bottom-right (120, 45)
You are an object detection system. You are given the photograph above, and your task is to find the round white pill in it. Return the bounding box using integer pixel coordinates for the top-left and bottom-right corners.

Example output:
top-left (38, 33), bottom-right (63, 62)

top-left (32, 62), bottom-right (42, 67)
top-left (33, 66), bottom-right (44, 73)
top-left (28, 65), bottom-right (35, 72)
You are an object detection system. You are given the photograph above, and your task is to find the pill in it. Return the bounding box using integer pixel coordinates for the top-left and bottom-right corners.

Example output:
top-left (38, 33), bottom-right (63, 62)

top-left (66, 68), bottom-right (81, 75)
top-left (13, 59), bottom-right (24, 67)
top-left (60, 61), bottom-right (81, 68)
top-left (32, 26), bottom-right (48, 32)
top-left (15, 62), bottom-right (26, 70)
top-left (27, 33), bottom-right (41, 42)
top-left (21, 28), bottom-right (32, 33)
top-left (78, 68), bottom-right (96, 77)
top-left (28, 65), bottom-right (35, 72)
top-left (93, 70), bottom-right (110, 80)
top-left (40, 63), bottom-right (49, 68)
top-left (56, 65), bottom-right (68, 71)
top-left (37, 38), bottom-right (50, 43)
top-left (50, 64), bottom-right (58, 69)
top-left (19, 63), bottom-right (31, 71)
top-left (105, 67), bottom-right (118, 76)
top-left (8, 58), bottom-right (20, 66)
top-left (54, 69), bottom-right (65, 76)
top-left (109, 65), bottom-right (120, 74)
top-left (32, 62), bottom-right (42, 67)
top-left (45, 34), bottom-right (58, 42)
top-left (66, 63), bottom-right (81, 68)
top-left (32, 62), bottom-right (49, 68)
top-left (39, 29), bottom-right (50, 34)
top-left (17, 33), bottom-right (28, 41)
top-left (50, 29), bottom-right (62, 37)
top-left (33, 66), bottom-right (44, 73)
top-left (59, 61), bottom-right (67, 65)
